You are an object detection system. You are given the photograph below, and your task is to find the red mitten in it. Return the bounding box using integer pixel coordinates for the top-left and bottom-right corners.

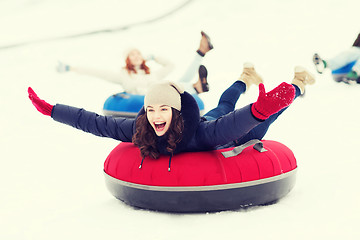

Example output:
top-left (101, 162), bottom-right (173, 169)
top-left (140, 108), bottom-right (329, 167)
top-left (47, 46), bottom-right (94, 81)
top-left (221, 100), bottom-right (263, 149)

top-left (28, 87), bottom-right (53, 116)
top-left (251, 82), bottom-right (295, 120)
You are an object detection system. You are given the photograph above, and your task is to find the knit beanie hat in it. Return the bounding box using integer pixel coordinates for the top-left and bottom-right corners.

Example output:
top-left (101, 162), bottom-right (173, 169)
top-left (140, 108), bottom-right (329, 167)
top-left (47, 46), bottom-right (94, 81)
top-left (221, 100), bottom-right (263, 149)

top-left (144, 82), bottom-right (184, 111)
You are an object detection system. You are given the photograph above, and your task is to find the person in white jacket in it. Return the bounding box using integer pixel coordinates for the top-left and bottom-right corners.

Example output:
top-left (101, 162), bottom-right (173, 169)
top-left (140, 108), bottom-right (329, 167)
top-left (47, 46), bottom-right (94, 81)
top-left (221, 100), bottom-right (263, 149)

top-left (57, 31), bottom-right (213, 95)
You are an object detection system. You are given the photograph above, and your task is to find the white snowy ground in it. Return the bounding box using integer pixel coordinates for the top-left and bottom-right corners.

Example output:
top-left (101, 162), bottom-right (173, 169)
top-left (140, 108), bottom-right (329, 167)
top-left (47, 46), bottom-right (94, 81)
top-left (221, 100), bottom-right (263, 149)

top-left (1, 0), bottom-right (360, 239)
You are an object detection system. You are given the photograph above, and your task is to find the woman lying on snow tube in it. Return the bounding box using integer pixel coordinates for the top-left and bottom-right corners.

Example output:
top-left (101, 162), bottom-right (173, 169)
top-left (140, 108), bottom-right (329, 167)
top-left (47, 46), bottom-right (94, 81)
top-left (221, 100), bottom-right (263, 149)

top-left (28, 62), bottom-right (315, 212)
top-left (102, 91), bottom-right (205, 118)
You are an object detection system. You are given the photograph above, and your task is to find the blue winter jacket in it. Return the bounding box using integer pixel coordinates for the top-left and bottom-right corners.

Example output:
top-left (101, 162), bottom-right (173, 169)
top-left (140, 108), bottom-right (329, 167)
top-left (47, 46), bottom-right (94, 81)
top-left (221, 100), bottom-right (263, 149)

top-left (51, 91), bottom-right (261, 155)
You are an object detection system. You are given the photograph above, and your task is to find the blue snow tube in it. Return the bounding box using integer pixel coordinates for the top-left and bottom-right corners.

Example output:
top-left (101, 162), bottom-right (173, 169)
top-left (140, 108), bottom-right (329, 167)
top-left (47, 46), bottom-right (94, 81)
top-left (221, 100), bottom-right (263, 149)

top-left (191, 93), bottom-right (205, 112)
top-left (331, 61), bottom-right (356, 74)
top-left (332, 61), bottom-right (356, 83)
top-left (103, 92), bottom-right (205, 118)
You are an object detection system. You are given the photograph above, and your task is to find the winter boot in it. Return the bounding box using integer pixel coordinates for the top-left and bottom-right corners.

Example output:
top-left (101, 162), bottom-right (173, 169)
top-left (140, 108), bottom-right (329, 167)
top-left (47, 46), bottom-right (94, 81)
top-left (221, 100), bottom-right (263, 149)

top-left (313, 53), bottom-right (326, 74)
top-left (238, 62), bottom-right (263, 90)
top-left (193, 65), bottom-right (209, 94)
top-left (292, 66), bottom-right (315, 95)
top-left (197, 31), bottom-right (213, 56)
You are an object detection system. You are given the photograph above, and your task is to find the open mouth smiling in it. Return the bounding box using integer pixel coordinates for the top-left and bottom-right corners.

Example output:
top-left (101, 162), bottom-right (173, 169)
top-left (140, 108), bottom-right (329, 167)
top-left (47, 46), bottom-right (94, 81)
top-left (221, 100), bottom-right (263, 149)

top-left (154, 122), bottom-right (166, 131)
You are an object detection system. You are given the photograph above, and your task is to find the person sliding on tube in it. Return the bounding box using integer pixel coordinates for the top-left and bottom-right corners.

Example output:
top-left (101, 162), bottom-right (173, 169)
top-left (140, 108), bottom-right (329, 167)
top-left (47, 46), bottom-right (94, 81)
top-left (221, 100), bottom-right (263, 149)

top-left (313, 32), bottom-right (360, 84)
top-left (29, 63), bottom-right (315, 169)
top-left (57, 31), bottom-right (213, 95)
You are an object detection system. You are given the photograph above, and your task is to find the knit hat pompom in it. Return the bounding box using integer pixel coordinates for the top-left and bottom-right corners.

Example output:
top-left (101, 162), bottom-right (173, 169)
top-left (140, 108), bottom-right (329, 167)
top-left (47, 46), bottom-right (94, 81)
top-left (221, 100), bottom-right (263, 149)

top-left (144, 82), bottom-right (184, 111)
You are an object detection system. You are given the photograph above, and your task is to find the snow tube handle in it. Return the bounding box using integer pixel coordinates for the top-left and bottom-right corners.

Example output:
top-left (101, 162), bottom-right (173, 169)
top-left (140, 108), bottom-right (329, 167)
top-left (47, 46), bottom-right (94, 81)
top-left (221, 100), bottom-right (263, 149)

top-left (221, 139), bottom-right (267, 158)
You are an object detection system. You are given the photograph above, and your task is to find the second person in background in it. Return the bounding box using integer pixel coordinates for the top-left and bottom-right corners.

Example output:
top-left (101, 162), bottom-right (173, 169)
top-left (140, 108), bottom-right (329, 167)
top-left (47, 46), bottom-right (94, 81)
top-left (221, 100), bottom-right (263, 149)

top-left (57, 31), bottom-right (213, 94)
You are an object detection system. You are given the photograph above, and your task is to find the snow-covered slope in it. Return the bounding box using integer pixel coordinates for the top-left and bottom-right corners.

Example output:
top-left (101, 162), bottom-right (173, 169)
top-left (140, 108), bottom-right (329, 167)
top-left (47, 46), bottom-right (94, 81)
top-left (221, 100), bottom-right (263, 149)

top-left (1, 0), bottom-right (360, 239)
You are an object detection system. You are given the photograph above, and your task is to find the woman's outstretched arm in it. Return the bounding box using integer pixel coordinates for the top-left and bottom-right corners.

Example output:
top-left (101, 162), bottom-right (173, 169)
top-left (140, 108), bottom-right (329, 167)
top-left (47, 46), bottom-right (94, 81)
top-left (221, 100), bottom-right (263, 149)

top-left (28, 87), bottom-right (135, 142)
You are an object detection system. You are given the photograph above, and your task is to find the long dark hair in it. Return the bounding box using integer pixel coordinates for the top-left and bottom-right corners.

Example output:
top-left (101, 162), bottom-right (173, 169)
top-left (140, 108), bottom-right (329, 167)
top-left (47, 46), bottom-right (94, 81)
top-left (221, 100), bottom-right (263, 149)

top-left (125, 57), bottom-right (150, 74)
top-left (132, 108), bottom-right (184, 159)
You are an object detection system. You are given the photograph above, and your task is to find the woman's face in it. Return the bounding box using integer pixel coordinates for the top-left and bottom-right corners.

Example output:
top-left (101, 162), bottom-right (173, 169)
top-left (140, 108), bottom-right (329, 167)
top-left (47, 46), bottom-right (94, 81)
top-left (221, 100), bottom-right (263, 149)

top-left (146, 104), bottom-right (173, 136)
top-left (127, 49), bottom-right (144, 67)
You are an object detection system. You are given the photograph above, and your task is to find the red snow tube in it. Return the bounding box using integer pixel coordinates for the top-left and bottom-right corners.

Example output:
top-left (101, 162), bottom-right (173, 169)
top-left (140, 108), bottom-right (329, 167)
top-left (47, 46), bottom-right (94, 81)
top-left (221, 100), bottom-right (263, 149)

top-left (103, 140), bottom-right (297, 213)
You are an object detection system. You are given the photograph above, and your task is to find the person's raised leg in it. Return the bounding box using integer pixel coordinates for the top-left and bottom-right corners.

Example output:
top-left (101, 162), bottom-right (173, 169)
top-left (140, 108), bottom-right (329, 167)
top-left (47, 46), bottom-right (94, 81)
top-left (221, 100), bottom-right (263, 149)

top-left (178, 31), bottom-right (213, 94)
top-left (203, 63), bottom-right (263, 120)
top-left (234, 66), bottom-right (315, 144)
